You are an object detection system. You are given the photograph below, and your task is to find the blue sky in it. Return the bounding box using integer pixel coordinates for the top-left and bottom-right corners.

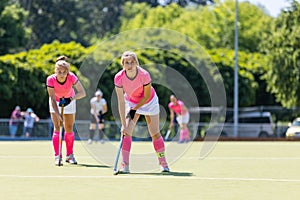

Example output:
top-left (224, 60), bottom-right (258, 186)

top-left (241, 0), bottom-right (299, 17)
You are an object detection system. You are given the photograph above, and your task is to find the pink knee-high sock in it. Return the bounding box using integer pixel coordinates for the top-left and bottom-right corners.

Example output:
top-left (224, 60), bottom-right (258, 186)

top-left (179, 129), bottom-right (185, 141)
top-left (122, 136), bottom-right (132, 165)
top-left (184, 128), bottom-right (190, 140)
top-left (64, 132), bottom-right (74, 156)
top-left (153, 136), bottom-right (167, 167)
top-left (52, 131), bottom-right (60, 156)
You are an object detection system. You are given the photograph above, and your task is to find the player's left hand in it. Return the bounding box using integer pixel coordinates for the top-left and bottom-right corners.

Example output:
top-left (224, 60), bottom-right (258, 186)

top-left (126, 109), bottom-right (136, 120)
top-left (59, 97), bottom-right (72, 107)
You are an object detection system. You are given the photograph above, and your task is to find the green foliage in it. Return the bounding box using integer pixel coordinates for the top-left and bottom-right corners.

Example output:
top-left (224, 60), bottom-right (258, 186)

top-left (208, 48), bottom-right (270, 106)
top-left (0, 2), bottom-right (30, 54)
top-left (261, 1), bottom-right (300, 107)
top-left (120, 0), bottom-right (273, 52)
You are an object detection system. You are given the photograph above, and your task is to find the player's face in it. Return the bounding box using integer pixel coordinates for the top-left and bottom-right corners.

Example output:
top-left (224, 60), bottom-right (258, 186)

top-left (123, 57), bottom-right (137, 71)
top-left (96, 95), bottom-right (102, 100)
top-left (55, 66), bottom-right (68, 80)
top-left (170, 96), bottom-right (177, 104)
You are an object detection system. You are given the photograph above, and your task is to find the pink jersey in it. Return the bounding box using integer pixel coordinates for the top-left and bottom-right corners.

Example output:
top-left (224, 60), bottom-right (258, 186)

top-left (168, 100), bottom-right (187, 115)
top-left (114, 66), bottom-right (155, 104)
top-left (46, 72), bottom-right (78, 101)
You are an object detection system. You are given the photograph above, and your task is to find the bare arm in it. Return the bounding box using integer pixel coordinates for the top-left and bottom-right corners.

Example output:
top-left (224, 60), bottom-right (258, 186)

top-left (115, 86), bottom-right (126, 127)
top-left (102, 103), bottom-right (108, 114)
top-left (35, 114), bottom-right (40, 122)
top-left (72, 80), bottom-right (86, 100)
top-left (169, 108), bottom-right (175, 128)
top-left (47, 87), bottom-right (62, 121)
top-left (182, 103), bottom-right (189, 114)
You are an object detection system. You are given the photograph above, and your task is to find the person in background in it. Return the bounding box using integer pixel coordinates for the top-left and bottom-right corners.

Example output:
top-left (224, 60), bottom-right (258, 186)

top-left (88, 89), bottom-right (108, 144)
top-left (168, 95), bottom-right (190, 143)
top-left (9, 106), bottom-right (23, 138)
top-left (22, 108), bottom-right (40, 138)
top-left (46, 55), bottom-right (86, 166)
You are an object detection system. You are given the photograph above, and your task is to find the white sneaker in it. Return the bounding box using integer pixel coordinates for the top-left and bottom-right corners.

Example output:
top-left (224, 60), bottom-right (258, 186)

top-left (65, 154), bottom-right (77, 164)
top-left (55, 156), bottom-right (63, 166)
top-left (160, 162), bottom-right (170, 173)
top-left (87, 139), bottom-right (92, 144)
top-left (118, 162), bottom-right (130, 174)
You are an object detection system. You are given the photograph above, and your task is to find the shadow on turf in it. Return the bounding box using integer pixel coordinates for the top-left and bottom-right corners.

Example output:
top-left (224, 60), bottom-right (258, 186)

top-left (129, 171), bottom-right (193, 177)
top-left (76, 163), bottom-right (110, 168)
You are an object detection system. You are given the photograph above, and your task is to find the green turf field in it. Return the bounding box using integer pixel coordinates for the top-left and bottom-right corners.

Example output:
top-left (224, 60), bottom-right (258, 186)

top-left (1, 141), bottom-right (300, 200)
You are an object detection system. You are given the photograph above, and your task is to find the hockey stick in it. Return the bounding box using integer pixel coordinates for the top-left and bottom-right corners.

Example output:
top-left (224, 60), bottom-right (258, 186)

top-left (58, 102), bottom-right (64, 166)
top-left (113, 134), bottom-right (124, 175)
top-left (165, 128), bottom-right (171, 140)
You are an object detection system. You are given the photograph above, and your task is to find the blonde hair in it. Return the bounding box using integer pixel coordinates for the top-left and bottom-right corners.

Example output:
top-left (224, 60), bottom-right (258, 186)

top-left (121, 51), bottom-right (140, 66)
top-left (55, 55), bottom-right (70, 72)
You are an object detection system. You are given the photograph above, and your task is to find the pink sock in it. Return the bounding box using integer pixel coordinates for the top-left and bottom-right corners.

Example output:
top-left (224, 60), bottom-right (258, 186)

top-left (52, 131), bottom-right (59, 156)
top-left (179, 129), bottom-right (185, 141)
top-left (184, 128), bottom-right (190, 140)
top-left (64, 132), bottom-right (74, 156)
top-left (122, 136), bottom-right (132, 165)
top-left (153, 136), bottom-right (167, 167)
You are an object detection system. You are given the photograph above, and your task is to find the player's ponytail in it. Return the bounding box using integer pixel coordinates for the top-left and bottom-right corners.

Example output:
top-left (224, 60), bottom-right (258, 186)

top-left (56, 55), bottom-right (68, 63)
top-left (55, 55), bottom-right (70, 73)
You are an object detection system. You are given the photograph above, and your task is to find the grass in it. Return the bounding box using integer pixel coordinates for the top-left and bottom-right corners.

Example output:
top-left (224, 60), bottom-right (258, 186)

top-left (0, 140), bottom-right (300, 200)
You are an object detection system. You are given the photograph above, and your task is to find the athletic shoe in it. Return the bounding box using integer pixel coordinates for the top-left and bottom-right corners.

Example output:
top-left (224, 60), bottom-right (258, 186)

top-left (87, 139), bottom-right (92, 144)
top-left (55, 156), bottom-right (63, 166)
top-left (160, 162), bottom-right (170, 173)
top-left (100, 139), bottom-right (105, 144)
top-left (118, 162), bottom-right (130, 174)
top-left (65, 154), bottom-right (77, 164)
top-left (161, 165), bottom-right (170, 173)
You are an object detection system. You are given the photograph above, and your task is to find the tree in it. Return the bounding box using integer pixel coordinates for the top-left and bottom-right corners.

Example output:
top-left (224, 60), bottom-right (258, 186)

top-left (0, 1), bottom-right (30, 55)
top-left (261, 0), bottom-right (300, 107)
top-left (161, 0), bottom-right (214, 7)
top-left (18, 0), bottom-right (160, 49)
top-left (120, 1), bottom-right (273, 52)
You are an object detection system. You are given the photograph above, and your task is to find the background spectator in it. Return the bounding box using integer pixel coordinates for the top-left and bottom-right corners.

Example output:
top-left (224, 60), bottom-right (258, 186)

top-left (9, 106), bottom-right (23, 138)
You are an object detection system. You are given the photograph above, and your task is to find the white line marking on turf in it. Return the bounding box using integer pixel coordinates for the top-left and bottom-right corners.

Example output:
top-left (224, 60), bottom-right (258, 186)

top-left (1, 155), bottom-right (300, 160)
top-left (0, 174), bottom-right (300, 182)
top-left (196, 157), bottom-right (300, 160)
top-left (0, 155), bottom-right (92, 159)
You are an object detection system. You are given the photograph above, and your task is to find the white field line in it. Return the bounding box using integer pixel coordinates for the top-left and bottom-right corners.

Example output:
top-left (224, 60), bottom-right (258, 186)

top-left (0, 155), bottom-right (299, 160)
top-left (0, 155), bottom-right (92, 159)
top-left (0, 174), bottom-right (300, 183)
top-left (196, 156), bottom-right (300, 160)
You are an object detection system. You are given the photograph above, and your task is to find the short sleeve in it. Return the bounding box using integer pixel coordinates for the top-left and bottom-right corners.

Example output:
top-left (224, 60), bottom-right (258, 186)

top-left (142, 70), bottom-right (151, 85)
top-left (69, 72), bottom-right (78, 85)
top-left (114, 72), bottom-right (123, 88)
top-left (46, 76), bottom-right (54, 88)
top-left (179, 100), bottom-right (184, 107)
top-left (102, 99), bottom-right (107, 105)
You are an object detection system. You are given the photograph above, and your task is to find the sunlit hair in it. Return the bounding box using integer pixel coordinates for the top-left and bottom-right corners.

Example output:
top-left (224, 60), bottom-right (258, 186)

top-left (121, 51), bottom-right (140, 66)
top-left (55, 55), bottom-right (70, 73)
top-left (170, 94), bottom-right (178, 102)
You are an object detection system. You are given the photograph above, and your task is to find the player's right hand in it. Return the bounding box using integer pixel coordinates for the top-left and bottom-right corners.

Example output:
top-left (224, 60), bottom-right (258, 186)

top-left (169, 122), bottom-right (174, 129)
top-left (56, 112), bottom-right (63, 122)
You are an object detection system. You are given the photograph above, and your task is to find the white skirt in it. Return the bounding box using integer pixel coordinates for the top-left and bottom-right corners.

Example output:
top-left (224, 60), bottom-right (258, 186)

top-left (49, 98), bottom-right (76, 114)
top-left (126, 94), bottom-right (160, 116)
top-left (176, 112), bottom-right (190, 124)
